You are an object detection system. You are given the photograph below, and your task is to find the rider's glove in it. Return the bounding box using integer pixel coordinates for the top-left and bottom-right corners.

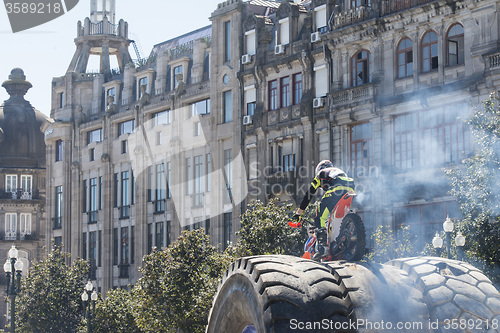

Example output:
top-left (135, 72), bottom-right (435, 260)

top-left (288, 214), bottom-right (302, 228)
top-left (311, 177), bottom-right (321, 190)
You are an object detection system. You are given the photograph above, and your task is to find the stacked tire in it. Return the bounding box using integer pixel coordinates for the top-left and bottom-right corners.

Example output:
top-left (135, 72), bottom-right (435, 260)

top-left (206, 255), bottom-right (500, 333)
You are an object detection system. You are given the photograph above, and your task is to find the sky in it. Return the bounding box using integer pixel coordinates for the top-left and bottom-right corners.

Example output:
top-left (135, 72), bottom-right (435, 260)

top-left (0, 0), bottom-right (223, 116)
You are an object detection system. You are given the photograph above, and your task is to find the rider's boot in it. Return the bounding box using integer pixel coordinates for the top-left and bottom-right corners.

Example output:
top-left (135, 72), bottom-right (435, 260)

top-left (312, 243), bottom-right (324, 261)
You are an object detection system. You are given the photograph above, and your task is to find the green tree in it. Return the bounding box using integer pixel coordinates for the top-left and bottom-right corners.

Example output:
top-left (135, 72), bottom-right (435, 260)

top-left (15, 246), bottom-right (89, 333)
top-left (91, 288), bottom-right (142, 333)
top-left (233, 199), bottom-right (306, 257)
top-left (445, 93), bottom-right (500, 284)
top-left (365, 224), bottom-right (417, 263)
top-left (134, 229), bottom-right (232, 333)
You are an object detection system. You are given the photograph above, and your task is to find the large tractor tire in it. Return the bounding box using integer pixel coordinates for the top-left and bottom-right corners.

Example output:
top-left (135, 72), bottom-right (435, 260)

top-left (387, 257), bottom-right (500, 333)
top-left (206, 255), bottom-right (430, 333)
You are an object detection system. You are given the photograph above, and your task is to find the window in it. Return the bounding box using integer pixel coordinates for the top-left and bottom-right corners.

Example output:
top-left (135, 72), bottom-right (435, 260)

top-left (83, 232), bottom-right (87, 260)
top-left (113, 228), bottom-right (118, 265)
top-left (268, 80), bottom-right (278, 110)
top-left (107, 87), bottom-right (115, 100)
top-left (138, 77), bottom-right (148, 98)
top-left (224, 149), bottom-right (232, 203)
top-left (5, 213), bottom-right (17, 240)
top-left (167, 161), bottom-right (171, 199)
top-left (6, 175), bottom-right (17, 193)
top-left (147, 224), bottom-right (153, 253)
top-left (20, 213), bottom-right (31, 237)
top-left (224, 21), bottom-right (231, 62)
top-left (89, 178), bottom-right (98, 223)
top-left (130, 226), bottom-right (134, 264)
top-left (99, 177), bottom-right (103, 210)
top-left (174, 65), bottom-right (183, 88)
top-left (153, 110), bottom-right (171, 126)
top-left (55, 140), bottom-right (63, 162)
top-left (352, 50), bottom-right (371, 86)
top-left (113, 173), bottom-right (119, 208)
top-left (245, 29), bottom-right (256, 55)
top-left (280, 77), bottom-right (290, 108)
top-left (293, 73), bottom-right (302, 105)
top-left (245, 86), bottom-right (256, 116)
top-left (147, 166), bottom-right (153, 202)
top-left (397, 38), bottom-right (413, 78)
top-left (247, 102), bottom-right (256, 116)
top-left (223, 91), bottom-right (232, 123)
top-left (89, 231), bottom-right (97, 272)
top-left (155, 222), bottom-right (164, 249)
top-left (248, 147), bottom-right (257, 180)
top-left (20, 175), bottom-right (32, 195)
top-left (191, 99), bottom-right (210, 115)
top-left (351, 123), bottom-right (373, 177)
top-left (82, 179), bottom-right (87, 213)
top-left (279, 18), bottom-right (290, 45)
top-left (121, 171), bottom-right (130, 218)
top-left (87, 128), bottom-right (102, 144)
top-left (223, 212), bottom-right (232, 249)
top-left (351, 0), bottom-right (370, 8)
top-left (119, 119), bottom-right (135, 136)
top-left (194, 122), bottom-right (202, 136)
top-left (155, 163), bottom-right (165, 212)
top-left (58, 92), bottom-right (64, 109)
top-left (121, 140), bottom-right (127, 154)
top-left (314, 65), bottom-right (328, 97)
top-left (166, 221), bottom-right (171, 246)
top-left (121, 227), bottom-right (129, 264)
top-left (194, 155), bottom-right (203, 207)
top-left (283, 154), bottom-right (295, 172)
top-left (54, 186), bottom-right (63, 229)
top-left (206, 154), bottom-right (211, 192)
top-left (447, 24), bottom-right (464, 66)
top-left (393, 104), bottom-right (471, 169)
top-left (90, 148), bottom-right (95, 161)
top-left (186, 158), bottom-right (191, 195)
top-left (314, 5), bottom-right (327, 33)
top-left (422, 31), bottom-right (438, 72)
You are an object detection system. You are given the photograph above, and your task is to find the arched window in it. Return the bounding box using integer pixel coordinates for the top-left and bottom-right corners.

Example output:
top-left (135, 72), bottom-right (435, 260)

top-left (447, 24), bottom-right (464, 66)
top-left (351, 50), bottom-right (371, 86)
top-left (421, 31), bottom-right (438, 72)
top-left (397, 38), bottom-right (413, 78)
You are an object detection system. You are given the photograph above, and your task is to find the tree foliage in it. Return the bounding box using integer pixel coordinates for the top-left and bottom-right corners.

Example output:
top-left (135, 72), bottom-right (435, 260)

top-left (134, 229), bottom-right (232, 333)
top-left (365, 225), bottom-right (417, 263)
top-left (233, 199), bottom-right (306, 257)
top-left (91, 288), bottom-right (142, 333)
top-left (445, 93), bottom-right (500, 284)
top-left (16, 246), bottom-right (89, 333)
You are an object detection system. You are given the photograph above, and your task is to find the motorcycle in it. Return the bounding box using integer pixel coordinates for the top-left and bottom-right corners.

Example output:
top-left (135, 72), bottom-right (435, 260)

top-left (294, 191), bottom-right (366, 262)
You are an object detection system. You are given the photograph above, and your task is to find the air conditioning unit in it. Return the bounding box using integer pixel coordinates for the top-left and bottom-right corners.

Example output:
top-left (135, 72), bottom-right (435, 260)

top-left (313, 97), bottom-right (324, 108)
top-left (275, 44), bottom-right (285, 55)
top-left (243, 115), bottom-right (253, 125)
top-left (311, 31), bottom-right (321, 43)
top-left (241, 54), bottom-right (252, 65)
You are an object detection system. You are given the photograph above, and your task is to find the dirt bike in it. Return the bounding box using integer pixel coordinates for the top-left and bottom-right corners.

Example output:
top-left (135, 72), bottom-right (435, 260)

top-left (295, 191), bottom-right (366, 262)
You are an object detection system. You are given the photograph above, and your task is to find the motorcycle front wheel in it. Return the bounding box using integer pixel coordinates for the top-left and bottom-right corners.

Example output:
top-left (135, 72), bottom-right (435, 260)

top-left (334, 213), bottom-right (366, 261)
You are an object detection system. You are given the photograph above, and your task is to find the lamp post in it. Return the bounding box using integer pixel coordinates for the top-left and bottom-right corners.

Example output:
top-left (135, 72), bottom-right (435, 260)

top-left (81, 281), bottom-right (97, 333)
top-left (443, 216), bottom-right (454, 259)
top-left (3, 245), bottom-right (24, 333)
top-left (432, 217), bottom-right (466, 260)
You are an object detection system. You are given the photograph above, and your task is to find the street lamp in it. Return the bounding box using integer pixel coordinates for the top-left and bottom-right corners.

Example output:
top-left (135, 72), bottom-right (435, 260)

top-left (432, 217), bottom-right (466, 260)
top-left (443, 216), bottom-right (454, 259)
top-left (81, 281), bottom-right (97, 333)
top-left (455, 231), bottom-right (466, 261)
top-left (4, 245), bottom-right (24, 333)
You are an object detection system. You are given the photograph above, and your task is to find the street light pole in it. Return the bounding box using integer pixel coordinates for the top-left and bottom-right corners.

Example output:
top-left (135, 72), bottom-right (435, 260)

top-left (3, 245), bottom-right (24, 333)
top-left (81, 281), bottom-right (97, 333)
top-left (443, 216), bottom-right (454, 259)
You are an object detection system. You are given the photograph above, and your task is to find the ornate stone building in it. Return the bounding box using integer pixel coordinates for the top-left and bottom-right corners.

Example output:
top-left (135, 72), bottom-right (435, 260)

top-left (0, 68), bottom-right (48, 328)
top-left (45, 0), bottom-right (500, 292)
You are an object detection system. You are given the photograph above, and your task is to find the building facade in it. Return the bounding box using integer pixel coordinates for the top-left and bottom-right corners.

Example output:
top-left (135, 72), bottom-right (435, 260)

top-left (46, 0), bottom-right (500, 292)
top-left (0, 68), bottom-right (48, 328)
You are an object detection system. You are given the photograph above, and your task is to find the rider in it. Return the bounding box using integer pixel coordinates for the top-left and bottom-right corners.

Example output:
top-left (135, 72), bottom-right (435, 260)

top-left (289, 160), bottom-right (355, 258)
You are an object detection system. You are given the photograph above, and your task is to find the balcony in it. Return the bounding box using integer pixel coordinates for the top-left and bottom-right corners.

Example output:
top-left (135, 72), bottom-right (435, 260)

top-left (330, 84), bottom-right (374, 106)
top-left (0, 232), bottom-right (39, 241)
top-left (0, 189), bottom-right (39, 200)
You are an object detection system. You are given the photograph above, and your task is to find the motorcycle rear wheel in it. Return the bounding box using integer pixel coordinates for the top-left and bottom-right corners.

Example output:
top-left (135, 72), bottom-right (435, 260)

top-left (334, 213), bottom-right (366, 261)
